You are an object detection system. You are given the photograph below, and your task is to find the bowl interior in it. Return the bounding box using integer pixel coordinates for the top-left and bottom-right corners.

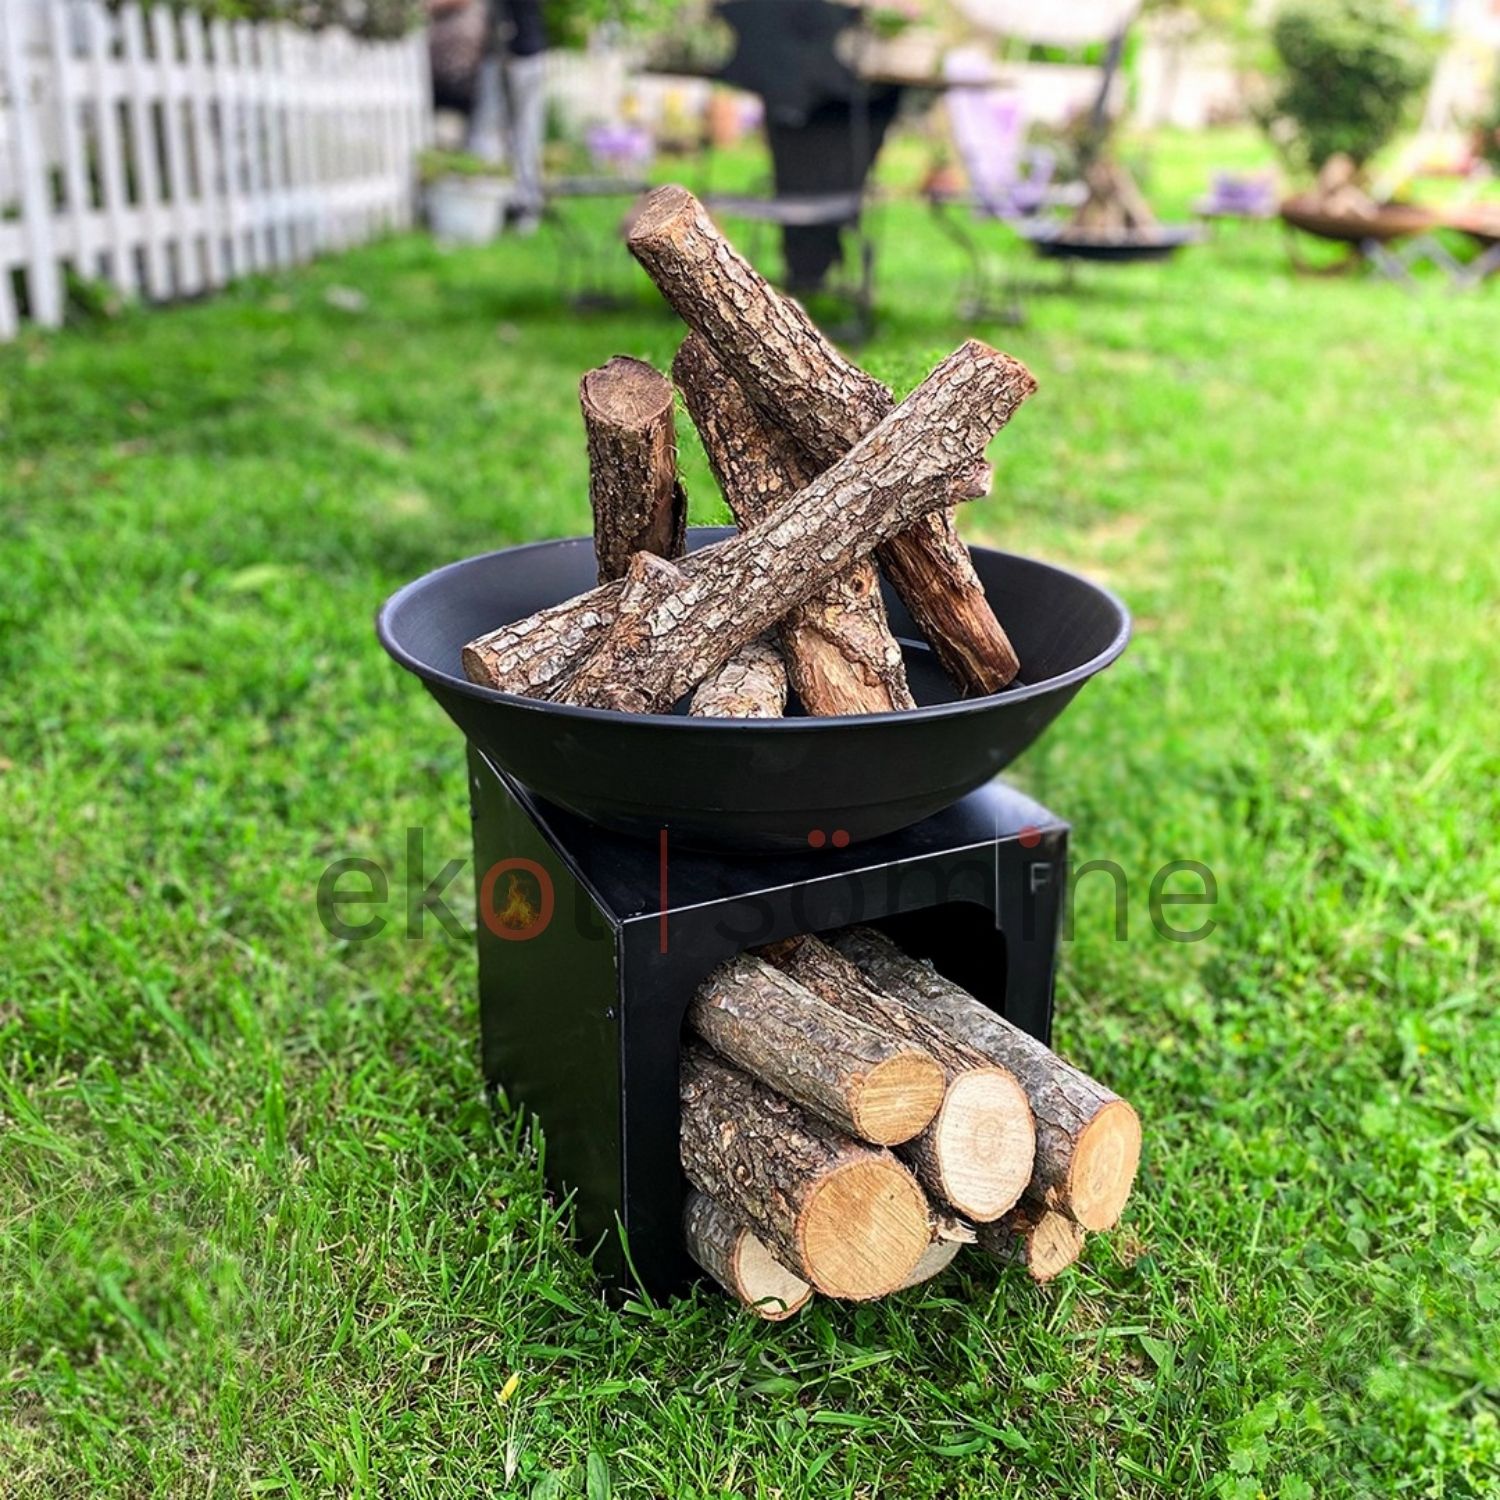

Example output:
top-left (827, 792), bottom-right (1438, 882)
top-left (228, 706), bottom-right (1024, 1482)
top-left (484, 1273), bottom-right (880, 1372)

top-left (377, 530), bottom-right (1130, 847)
top-left (381, 528), bottom-right (1128, 721)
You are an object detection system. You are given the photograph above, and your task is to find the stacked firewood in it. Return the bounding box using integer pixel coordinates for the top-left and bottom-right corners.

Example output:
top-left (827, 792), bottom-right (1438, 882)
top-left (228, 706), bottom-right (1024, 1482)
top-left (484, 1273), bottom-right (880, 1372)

top-left (680, 928), bottom-right (1142, 1316)
top-left (1072, 158), bottom-right (1160, 238)
top-left (462, 185), bottom-right (1032, 715)
top-left (1304, 154), bottom-right (1379, 220)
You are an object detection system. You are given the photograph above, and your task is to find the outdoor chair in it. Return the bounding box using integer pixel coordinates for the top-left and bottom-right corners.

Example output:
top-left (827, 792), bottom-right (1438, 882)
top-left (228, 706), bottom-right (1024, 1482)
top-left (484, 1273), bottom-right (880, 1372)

top-left (540, 124), bottom-right (653, 308)
top-left (1193, 171), bottom-right (1278, 225)
top-left (699, 0), bottom-right (888, 341)
top-left (925, 56), bottom-right (1085, 323)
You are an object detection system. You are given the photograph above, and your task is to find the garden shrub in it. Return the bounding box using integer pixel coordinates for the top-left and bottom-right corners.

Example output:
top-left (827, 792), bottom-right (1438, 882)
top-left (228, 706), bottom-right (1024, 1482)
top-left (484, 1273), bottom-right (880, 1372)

top-left (1268, 0), bottom-right (1432, 170)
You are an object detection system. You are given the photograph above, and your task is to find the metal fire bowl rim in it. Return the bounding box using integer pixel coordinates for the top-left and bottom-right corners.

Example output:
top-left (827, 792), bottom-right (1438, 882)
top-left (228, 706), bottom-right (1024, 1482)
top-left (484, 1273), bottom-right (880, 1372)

top-left (1279, 194), bottom-right (1440, 245)
top-left (1016, 221), bottom-right (1203, 256)
top-left (376, 532), bottom-right (1133, 730)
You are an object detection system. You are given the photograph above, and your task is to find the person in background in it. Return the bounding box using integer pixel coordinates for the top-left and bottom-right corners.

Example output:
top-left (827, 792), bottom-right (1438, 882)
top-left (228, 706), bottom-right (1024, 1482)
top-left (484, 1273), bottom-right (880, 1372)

top-left (428, 0), bottom-right (548, 234)
top-left (473, 0), bottom-right (548, 233)
top-left (428, 0), bottom-right (486, 118)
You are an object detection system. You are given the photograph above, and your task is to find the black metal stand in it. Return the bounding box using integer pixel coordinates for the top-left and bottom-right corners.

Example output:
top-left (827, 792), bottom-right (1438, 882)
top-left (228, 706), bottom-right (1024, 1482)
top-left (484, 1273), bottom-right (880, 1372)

top-left (468, 746), bottom-right (1070, 1297)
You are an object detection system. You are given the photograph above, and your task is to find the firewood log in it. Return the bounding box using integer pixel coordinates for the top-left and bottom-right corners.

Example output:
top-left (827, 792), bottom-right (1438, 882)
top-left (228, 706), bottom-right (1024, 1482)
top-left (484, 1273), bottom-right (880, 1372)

top-left (976, 1203), bottom-right (1084, 1285)
top-left (460, 355), bottom-right (702, 697)
top-left (897, 1210), bottom-right (976, 1291)
top-left (1075, 160), bottom-right (1158, 234)
top-left (462, 545), bottom-right (781, 704)
top-left (683, 1189), bottom-right (812, 1319)
top-left (687, 952), bottom-right (945, 1145)
top-left (762, 936), bottom-right (1035, 1223)
top-left (557, 550), bottom-right (687, 708)
top-left (898, 1238), bottom-right (964, 1290)
top-left (555, 340), bottom-right (1032, 715)
top-left (462, 569), bottom-right (635, 697)
top-left (679, 1043), bottom-right (931, 1299)
top-left (579, 356), bottom-right (687, 584)
top-left (689, 637), bottom-right (788, 718)
top-left (830, 928), bottom-right (1142, 1231)
top-left (673, 333), bottom-right (914, 716)
top-left (627, 185), bottom-right (1021, 696)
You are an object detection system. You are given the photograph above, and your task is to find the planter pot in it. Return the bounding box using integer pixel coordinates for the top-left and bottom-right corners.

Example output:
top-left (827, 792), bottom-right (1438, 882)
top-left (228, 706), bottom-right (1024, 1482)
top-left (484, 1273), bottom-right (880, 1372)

top-left (425, 175), bottom-right (510, 245)
top-left (706, 90), bottom-right (746, 149)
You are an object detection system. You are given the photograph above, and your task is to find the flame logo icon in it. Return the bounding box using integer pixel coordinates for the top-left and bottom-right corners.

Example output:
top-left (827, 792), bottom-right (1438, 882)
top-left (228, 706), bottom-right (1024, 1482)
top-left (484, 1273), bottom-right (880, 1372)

top-left (479, 858), bottom-right (554, 941)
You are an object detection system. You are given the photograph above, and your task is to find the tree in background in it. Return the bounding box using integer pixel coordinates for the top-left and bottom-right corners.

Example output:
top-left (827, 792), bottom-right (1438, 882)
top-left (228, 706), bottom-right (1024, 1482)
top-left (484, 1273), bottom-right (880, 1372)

top-left (1265, 0), bottom-right (1432, 175)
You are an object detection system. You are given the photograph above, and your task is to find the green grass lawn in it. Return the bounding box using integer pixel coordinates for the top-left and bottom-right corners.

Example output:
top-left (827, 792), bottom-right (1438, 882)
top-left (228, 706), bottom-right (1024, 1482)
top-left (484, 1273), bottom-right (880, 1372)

top-left (3, 128), bottom-right (1498, 1497)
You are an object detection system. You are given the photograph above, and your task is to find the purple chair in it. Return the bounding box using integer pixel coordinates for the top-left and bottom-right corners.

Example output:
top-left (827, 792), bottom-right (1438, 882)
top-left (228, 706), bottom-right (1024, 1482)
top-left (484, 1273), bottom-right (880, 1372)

top-left (1194, 171), bottom-right (1278, 222)
top-left (927, 62), bottom-right (1084, 321)
top-left (943, 83), bottom-right (1074, 221)
top-left (584, 121), bottom-right (656, 178)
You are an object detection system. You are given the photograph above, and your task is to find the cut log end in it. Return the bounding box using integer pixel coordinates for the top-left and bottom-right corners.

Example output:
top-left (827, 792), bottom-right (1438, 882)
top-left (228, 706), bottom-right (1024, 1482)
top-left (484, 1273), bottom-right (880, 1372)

top-left (460, 641), bottom-right (493, 686)
top-left (683, 1189), bottom-right (812, 1319)
top-left (580, 354), bottom-right (676, 428)
top-left (977, 1203), bottom-right (1084, 1284)
top-left (930, 1068), bottom-right (1036, 1223)
top-left (734, 1230), bottom-right (814, 1320)
top-left (1024, 1210), bottom-right (1085, 1282)
top-left (627, 182), bottom-right (696, 246)
top-left (798, 1156), bottom-right (930, 1300)
top-left (849, 1051), bottom-right (948, 1147)
top-left (1067, 1099), bottom-right (1142, 1231)
top-left (897, 1236), bottom-right (964, 1291)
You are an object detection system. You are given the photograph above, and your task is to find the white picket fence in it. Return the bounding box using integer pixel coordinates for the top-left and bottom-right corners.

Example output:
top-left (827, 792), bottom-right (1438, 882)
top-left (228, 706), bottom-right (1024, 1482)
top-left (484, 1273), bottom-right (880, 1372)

top-left (0, 0), bottom-right (432, 341)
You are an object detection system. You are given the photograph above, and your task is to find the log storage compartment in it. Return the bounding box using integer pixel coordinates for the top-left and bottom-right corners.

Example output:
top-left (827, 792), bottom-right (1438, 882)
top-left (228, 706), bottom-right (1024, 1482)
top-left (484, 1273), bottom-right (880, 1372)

top-left (470, 751), bottom-right (1073, 1298)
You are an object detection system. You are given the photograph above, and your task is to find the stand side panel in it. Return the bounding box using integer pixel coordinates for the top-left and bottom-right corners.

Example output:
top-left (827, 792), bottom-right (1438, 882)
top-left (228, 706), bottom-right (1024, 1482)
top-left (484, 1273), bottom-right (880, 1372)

top-left (469, 746), bottom-right (628, 1275)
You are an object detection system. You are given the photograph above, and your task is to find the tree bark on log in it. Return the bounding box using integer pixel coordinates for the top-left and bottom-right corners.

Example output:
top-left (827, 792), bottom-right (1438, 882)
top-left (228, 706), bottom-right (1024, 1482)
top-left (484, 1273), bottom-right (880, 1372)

top-left (462, 574), bottom-right (626, 697)
top-left (555, 340), bottom-right (1031, 714)
top-left (673, 333), bottom-right (915, 716)
top-left (556, 551), bottom-right (687, 709)
top-left (687, 953), bottom-right (945, 1145)
top-left (679, 1043), bottom-right (931, 1299)
top-left (689, 637), bottom-right (788, 718)
top-left (461, 547), bottom-right (720, 697)
top-left (976, 1203), bottom-right (1084, 1284)
top-left (683, 1189), bottom-right (812, 1319)
top-left (628, 184), bottom-right (1022, 696)
top-left (579, 355), bottom-right (688, 584)
top-left (761, 936), bottom-right (1036, 1223)
top-left (830, 928), bottom-right (1142, 1231)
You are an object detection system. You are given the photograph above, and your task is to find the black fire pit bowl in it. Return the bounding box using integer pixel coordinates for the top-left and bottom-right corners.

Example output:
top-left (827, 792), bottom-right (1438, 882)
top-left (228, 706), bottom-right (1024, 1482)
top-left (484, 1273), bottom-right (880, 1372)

top-left (1018, 222), bottom-right (1202, 263)
top-left (377, 528), bottom-right (1129, 850)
